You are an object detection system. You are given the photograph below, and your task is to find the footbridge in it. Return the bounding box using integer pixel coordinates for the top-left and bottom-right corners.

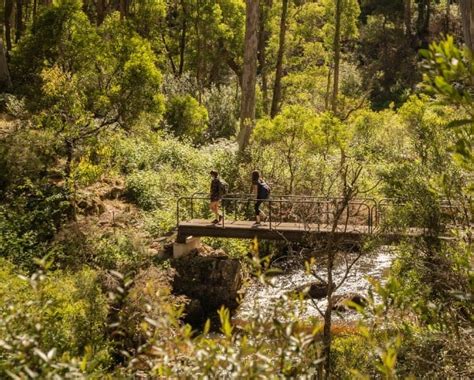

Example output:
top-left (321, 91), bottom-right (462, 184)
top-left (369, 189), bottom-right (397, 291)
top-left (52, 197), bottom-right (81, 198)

top-left (175, 194), bottom-right (461, 255)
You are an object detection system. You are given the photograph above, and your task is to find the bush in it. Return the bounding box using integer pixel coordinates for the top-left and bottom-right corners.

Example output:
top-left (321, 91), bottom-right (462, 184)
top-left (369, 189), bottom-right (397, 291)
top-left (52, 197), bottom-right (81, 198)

top-left (164, 95), bottom-right (208, 143)
top-left (202, 84), bottom-right (239, 140)
top-left (0, 260), bottom-right (111, 377)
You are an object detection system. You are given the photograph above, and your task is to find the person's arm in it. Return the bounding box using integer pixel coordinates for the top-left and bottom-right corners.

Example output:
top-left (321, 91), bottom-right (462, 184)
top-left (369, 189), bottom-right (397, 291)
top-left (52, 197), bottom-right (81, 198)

top-left (252, 184), bottom-right (258, 198)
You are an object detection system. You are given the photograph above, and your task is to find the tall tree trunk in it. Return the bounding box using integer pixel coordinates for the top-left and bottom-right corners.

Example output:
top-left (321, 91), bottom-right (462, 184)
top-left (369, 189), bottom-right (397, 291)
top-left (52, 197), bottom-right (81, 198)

top-left (237, 0), bottom-right (259, 152)
top-left (331, 0), bottom-right (342, 114)
top-left (0, 39), bottom-right (12, 91)
top-left (178, 0), bottom-right (187, 77)
top-left (270, 0), bottom-right (288, 118)
top-left (33, 0), bottom-right (37, 21)
top-left (460, 0), bottom-right (474, 51)
top-left (259, 0), bottom-right (272, 115)
top-left (404, 0), bottom-right (412, 36)
top-left (97, 0), bottom-right (106, 25)
top-left (416, 0), bottom-right (431, 48)
top-left (116, 0), bottom-right (127, 19)
top-left (15, 0), bottom-right (24, 43)
top-left (5, 0), bottom-right (14, 52)
top-left (324, 66), bottom-right (332, 111)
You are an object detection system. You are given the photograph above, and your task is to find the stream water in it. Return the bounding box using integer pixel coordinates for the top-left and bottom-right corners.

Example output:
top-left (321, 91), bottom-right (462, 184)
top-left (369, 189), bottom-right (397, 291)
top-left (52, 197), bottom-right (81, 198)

top-left (234, 247), bottom-right (395, 323)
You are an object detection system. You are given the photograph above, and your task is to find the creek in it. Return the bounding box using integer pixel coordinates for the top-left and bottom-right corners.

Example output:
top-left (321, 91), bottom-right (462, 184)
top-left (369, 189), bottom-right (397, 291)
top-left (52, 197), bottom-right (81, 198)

top-left (234, 247), bottom-right (395, 323)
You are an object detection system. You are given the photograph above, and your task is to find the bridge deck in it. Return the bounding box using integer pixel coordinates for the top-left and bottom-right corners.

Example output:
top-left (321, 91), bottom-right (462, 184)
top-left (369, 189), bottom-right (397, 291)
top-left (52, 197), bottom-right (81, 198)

top-left (176, 219), bottom-right (425, 244)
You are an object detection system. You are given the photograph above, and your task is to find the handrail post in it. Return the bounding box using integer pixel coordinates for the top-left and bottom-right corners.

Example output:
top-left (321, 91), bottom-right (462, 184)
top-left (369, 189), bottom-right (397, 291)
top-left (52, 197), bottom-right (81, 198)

top-left (176, 198), bottom-right (180, 227)
top-left (269, 199), bottom-right (272, 229)
top-left (222, 203), bottom-right (225, 228)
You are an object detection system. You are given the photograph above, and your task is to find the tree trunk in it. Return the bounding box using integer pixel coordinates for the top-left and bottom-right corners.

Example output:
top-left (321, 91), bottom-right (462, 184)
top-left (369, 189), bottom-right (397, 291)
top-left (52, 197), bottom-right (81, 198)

top-left (33, 0), bottom-right (37, 21)
top-left (15, 0), bottom-right (24, 43)
top-left (460, 0), bottom-right (474, 52)
top-left (117, 0), bottom-right (127, 19)
top-left (5, 0), bottom-right (14, 52)
top-left (404, 0), bottom-right (412, 36)
top-left (97, 0), bottom-right (106, 25)
top-left (0, 39), bottom-right (12, 91)
top-left (237, 0), bottom-right (259, 152)
top-left (416, 0), bottom-right (431, 48)
top-left (258, 0), bottom-right (272, 115)
top-left (331, 0), bottom-right (342, 114)
top-left (270, 0), bottom-right (288, 118)
top-left (323, 251), bottom-right (335, 379)
top-left (178, 0), bottom-right (187, 77)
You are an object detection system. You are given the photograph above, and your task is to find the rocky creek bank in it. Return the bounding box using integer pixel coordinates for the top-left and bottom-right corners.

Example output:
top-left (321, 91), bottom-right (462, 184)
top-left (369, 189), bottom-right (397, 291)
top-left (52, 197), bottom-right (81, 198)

top-left (170, 247), bottom-right (243, 328)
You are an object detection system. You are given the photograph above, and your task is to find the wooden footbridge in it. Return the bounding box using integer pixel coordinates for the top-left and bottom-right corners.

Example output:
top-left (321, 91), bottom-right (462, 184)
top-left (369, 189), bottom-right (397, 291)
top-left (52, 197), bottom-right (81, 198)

top-left (175, 194), bottom-right (461, 251)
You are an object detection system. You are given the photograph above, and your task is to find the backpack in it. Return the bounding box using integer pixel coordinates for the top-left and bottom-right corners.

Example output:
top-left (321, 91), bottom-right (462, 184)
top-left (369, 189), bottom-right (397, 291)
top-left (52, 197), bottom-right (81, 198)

top-left (218, 179), bottom-right (229, 196)
top-left (258, 180), bottom-right (271, 199)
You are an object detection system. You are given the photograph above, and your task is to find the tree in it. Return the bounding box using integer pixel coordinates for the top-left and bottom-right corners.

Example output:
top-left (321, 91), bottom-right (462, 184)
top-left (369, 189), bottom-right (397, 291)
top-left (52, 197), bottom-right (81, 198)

top-left (270, 0), bottom-right (288, 118)
top-left (331, 0), bottom-right (342, 113)
top-left (460, 0), bottom-right (474, 51)
top-left (0, 40), bottom-right (12, 90)
top-left (258, 0), bottom-right (272, 115)
top-left (13, 1), bottom-right (163, 187)
top-left (237, 0), bottom-right (259, 152)
top-left (5, 0), bottom-right (14, 51)
top-left (15, 0), bottom-right (24, 43)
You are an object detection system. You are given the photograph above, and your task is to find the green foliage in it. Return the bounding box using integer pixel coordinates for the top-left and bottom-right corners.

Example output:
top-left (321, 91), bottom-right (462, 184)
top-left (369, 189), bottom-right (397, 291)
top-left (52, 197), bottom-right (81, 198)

top-left (421, 36), bottom-right (474, 172)
top-left (0, 183), bottom-right (70, 271)
top-left (165, 95), bottom-right (208, 143)
top-left (201, 237), bottom-right (250, 258)
top-left (0, 260), bottom-right (110, 377)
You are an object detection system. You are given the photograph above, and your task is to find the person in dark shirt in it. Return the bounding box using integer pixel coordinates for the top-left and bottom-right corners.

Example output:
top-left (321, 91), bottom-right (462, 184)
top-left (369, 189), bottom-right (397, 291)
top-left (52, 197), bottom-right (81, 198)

top-left (210, 170), bottom-right (223, 224)
top-left (251, 170), bottom-right (270, 225)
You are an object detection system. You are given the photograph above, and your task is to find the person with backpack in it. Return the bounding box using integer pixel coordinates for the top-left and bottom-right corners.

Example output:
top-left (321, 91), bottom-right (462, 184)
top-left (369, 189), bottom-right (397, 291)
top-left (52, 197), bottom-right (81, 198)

top-left (251, 170), bottom-right (271, 225)
top-left (209, 170), bottom-right (228, 224)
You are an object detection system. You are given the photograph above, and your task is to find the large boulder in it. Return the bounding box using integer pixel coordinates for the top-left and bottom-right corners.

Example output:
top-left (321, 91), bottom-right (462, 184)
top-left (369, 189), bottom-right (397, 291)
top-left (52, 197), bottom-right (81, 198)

top-left (171, 252), bottom-right (242, 326)
top-left (293, 281), bottom-right (335, 300)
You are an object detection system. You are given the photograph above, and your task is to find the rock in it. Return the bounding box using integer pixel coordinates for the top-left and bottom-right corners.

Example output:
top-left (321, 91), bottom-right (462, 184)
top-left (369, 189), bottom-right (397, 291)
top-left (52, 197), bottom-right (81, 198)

top-left (171, 253), bottom-right (242, 325)
top-left (77, 196), bottom-right (106, 216)
top-left (183, 299), bottom-right (205, 326)
top-left (101, 186), bottom-right (125, 200)
top-left (331, 293), bottom-right (367, 312)
top-left (293, 281), bottom-right (334, 299)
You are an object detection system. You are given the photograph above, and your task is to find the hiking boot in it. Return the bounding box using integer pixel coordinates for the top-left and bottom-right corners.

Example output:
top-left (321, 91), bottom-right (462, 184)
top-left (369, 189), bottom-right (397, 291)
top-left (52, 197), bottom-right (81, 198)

top-left (211, 219), bottom-right (219, 224)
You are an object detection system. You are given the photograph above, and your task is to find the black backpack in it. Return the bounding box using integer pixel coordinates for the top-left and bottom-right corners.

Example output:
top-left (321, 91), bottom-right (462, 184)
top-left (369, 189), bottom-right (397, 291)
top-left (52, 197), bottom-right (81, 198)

top-left (258, 180), bottom-right (271, 199)
top-left (219, 179), bottom-right (229, 196)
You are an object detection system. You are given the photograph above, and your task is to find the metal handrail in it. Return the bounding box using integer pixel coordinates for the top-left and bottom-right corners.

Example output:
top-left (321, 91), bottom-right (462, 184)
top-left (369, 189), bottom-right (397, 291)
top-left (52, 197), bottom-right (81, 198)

top-left (177, 195), bottom-right (376, 233)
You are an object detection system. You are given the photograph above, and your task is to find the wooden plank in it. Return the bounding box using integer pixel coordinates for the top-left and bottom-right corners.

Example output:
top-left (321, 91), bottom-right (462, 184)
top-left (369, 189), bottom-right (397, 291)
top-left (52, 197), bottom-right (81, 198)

top-left (177, 219), bottom-right (429, 244)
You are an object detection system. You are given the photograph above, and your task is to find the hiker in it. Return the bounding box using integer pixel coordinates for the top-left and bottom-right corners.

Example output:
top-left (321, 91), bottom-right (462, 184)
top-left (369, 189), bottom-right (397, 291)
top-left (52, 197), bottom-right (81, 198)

top-left (209, 170), bottom-right (228, 224)
top-left (251, 170), bottom-right (271, 225)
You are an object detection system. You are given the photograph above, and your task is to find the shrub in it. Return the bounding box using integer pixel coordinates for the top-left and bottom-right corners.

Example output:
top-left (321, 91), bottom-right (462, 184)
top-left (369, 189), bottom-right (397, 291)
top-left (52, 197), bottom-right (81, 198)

top-left (164, 95), bottom-right (208, 143)
top-left (0, 260), bottom-right (111, 377)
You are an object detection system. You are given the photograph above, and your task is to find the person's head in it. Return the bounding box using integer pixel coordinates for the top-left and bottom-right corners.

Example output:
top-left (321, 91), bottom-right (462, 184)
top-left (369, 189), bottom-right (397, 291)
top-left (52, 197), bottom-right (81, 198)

top-left (252, 170), bottom-right (260, 184)
top-left (210, 170), bottom-right (219, 179)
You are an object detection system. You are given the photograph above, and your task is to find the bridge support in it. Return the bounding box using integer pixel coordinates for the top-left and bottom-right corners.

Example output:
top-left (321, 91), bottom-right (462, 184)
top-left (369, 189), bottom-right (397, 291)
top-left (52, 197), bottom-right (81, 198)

top-left (173, 236), bottom-right (201, 258)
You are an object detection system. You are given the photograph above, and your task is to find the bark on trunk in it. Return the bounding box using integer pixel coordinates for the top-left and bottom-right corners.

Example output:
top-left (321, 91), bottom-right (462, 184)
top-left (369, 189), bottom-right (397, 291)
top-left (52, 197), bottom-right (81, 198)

top-left (331, 0), bottom-right (342, 114)
top-left (97, 0), bottom-right (106, 25)
top-left (270, 0), bottom-right (288, 118)
top-left (15, 0), bottom-right (24, 43)
top-left (258, 0), bottom-right (272, 115)
top-left (237, 0), bottom-right (259, 152)
top-left (416, 0), bottom-right (431, 48)
top-left (460, 0), bottom-right (474, 52)
top-left (5, 0), bottom-right (14, 52)
top-left (404, 0), bottom-right (412, 36)
top-left (0, 39), bottom-right (12, 91)
top-left (178, 0), bottom-right (187, 77)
